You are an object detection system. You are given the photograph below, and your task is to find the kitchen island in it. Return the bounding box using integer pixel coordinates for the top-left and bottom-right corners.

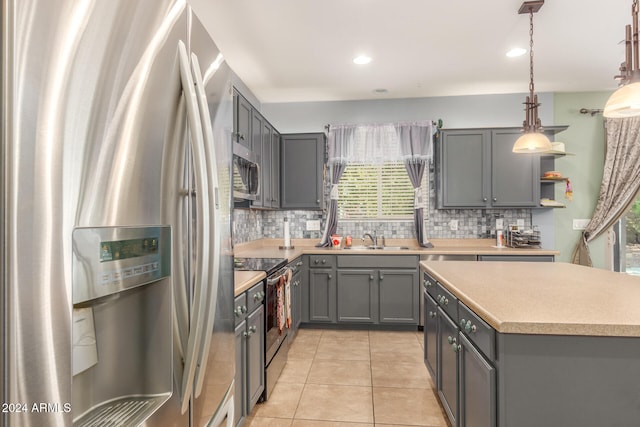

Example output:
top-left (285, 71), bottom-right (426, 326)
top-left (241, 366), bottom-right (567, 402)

top-left (421, 261), bottom-right (640, 427)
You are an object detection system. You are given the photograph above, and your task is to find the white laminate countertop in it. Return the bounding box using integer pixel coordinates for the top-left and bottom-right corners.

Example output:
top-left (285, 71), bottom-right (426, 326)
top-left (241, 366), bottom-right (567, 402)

top-left (421, 261), bottom-right (640, 337)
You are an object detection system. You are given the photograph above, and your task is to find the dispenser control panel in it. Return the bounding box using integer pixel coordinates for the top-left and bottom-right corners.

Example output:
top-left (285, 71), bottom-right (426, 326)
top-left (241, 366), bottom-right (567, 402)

top-left (72, 226), bottom-right (171, 305)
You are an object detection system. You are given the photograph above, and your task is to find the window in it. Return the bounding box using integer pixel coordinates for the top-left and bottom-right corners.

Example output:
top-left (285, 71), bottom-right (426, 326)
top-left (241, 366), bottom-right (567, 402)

top-left (615, 196), bottom-right (640, 275)
top-left (337, 162), bottom-right (427, 219)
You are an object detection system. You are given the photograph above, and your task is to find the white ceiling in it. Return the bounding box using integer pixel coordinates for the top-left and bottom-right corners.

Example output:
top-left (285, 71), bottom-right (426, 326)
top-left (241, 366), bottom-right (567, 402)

top-left (190, 0), bottom-right (631, 104)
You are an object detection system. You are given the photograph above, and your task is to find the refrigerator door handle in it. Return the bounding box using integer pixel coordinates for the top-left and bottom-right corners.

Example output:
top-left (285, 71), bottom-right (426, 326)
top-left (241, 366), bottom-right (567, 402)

top-left (189, 51), bottom-right (222, 398)
top-left (177, 40), bottom-right (212, 415)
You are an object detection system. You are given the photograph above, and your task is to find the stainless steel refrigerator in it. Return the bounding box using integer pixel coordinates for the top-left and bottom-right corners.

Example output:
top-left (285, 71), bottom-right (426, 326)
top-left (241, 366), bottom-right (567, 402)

top-left (1, 1), bottom-right (235, 426)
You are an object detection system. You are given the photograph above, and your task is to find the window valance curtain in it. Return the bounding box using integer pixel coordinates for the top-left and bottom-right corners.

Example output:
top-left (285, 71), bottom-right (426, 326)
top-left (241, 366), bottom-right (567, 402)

top-left (327, 121), bottom-right (434, 164)
top-left (318, 120), bottom-right (436, 247)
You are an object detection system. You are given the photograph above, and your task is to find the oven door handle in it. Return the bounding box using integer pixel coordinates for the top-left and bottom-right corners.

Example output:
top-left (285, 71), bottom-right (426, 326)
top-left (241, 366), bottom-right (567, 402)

top-left (267, 268), bottom-right (290, 286)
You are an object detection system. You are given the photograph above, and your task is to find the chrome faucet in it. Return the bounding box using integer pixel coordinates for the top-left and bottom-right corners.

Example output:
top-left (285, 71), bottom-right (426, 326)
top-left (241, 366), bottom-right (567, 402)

top-left (363, 232), bottom-right (377, 247)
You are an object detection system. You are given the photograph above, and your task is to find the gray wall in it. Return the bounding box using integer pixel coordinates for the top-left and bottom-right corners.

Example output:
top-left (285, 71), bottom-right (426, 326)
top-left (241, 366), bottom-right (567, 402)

top-left (261, 92), bottom-right (554, 133)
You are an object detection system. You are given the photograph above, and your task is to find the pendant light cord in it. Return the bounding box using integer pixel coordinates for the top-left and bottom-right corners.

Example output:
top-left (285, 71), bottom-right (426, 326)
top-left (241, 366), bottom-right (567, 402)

top-left (529, 8), bottom-right (535, 98)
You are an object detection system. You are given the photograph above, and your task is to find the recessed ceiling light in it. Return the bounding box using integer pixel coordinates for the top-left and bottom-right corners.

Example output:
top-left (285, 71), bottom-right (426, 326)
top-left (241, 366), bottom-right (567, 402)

top-left (353, 55), bottom-right (372, 65)
top-left (506, 47), bottom-right (527, 58)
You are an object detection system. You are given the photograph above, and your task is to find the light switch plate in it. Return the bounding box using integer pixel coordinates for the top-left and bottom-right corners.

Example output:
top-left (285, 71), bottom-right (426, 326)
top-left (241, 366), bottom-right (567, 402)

top-left (449, 220), bottom-right (458, 231)
top-left (517, 219), bottom-right (525, 229)
top-left (573, 219), bottom-right (590, 230)
top-left (306, 220), bottom-right (321, 231)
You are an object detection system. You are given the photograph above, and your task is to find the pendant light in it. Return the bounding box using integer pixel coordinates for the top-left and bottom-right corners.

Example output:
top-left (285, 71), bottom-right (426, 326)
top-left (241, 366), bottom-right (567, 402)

top-left (603, 0), bottom-right (640, 118)
top-left (512, 1), bottom-right (552, 154)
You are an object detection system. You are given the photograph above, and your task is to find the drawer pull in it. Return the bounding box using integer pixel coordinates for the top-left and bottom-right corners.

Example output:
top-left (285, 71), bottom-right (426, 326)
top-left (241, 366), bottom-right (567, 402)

top-left (447, 335), bottom-right (456, 345)
top-left (296, 261), bottom-right (303, 266)
top-left (463, 319), bottom-right (477, 334)
top-left (321, 259), bottom-right (326, 264)
top-left (453, 343), bottom-right (461, 353)
top-left (429, 311), bottom-right (437, 318)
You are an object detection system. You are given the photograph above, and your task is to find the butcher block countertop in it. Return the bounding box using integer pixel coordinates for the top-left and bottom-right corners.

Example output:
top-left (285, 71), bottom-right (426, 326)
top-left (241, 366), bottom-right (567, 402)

top-left (421, 261), bottom-right (640, 337)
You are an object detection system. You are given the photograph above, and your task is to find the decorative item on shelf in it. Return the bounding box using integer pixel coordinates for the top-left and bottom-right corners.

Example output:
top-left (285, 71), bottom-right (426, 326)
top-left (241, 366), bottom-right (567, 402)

top-left (279, 217), bottom-right (295, 250)
top-left (512, 1), bottom-right (553, 154)
top-left (331, 235), bottom-right (342, 249)
top-left (505, 226), bottom-right (541, 248)
top-left (565, 179), bottom-right (573, 201)
top-left (544, 141), bottom-right (574, 156)
top-left (540, 198), bottom-right (566, 208)
top-left (604, 0), bottom-right (640, 118)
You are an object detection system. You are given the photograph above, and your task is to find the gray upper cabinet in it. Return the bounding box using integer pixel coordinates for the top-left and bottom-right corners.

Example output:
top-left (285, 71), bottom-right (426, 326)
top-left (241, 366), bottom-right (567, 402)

top-left (439, 129), bottom-right (490, 208)
top-left (281, 133), bottom-right (325, 210)
top-left (437, 127), bottom-right (567, 209)
top-left (270, 129), bottom-right (280, 208)
top-left (251, 110), bottom-right (264, 207)
top-left (233, 90), bottom-right (252, 149)
top-left (490, 129), bottom-right (538, 208)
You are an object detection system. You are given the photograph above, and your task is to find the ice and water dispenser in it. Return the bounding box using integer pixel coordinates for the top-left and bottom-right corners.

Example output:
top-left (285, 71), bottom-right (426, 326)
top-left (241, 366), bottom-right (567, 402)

top-left (71, 226), bottom-right (172, 426)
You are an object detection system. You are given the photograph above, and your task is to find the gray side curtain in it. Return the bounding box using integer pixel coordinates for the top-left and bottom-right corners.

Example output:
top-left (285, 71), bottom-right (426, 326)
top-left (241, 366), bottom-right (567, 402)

top-left (404, 160), bottom-right (433, 248)
top-left (398, 123), bottom-right (435, 248)
top-left (317, 162), bottom-right (347, 247)
top-left (572, 116), bottom-right (640, 266)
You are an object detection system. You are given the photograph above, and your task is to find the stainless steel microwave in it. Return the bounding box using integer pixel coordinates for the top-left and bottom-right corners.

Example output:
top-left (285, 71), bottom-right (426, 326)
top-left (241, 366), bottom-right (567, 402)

top-left (232, 143), bottom-right (260, 201)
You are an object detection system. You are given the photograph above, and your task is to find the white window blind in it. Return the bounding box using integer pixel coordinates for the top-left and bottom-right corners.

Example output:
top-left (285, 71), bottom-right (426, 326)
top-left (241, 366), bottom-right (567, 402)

top-left (337, 162), bottom-right (427, 219)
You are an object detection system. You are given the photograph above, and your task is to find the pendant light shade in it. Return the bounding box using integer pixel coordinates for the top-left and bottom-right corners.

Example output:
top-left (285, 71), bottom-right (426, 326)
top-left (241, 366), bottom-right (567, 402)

top-left (513, 1), bottom-right (551, 154)
top-left (512, 131), bottom-right (552, 153)
top-left (604, 0), bottom-right (640, 118)
top-left (604, 81), bottom-right (640, 118)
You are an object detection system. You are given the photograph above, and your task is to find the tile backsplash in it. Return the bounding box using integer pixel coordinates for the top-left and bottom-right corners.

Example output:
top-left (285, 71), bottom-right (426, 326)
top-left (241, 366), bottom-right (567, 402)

top-left (233, 165), bottom-right (531, 244)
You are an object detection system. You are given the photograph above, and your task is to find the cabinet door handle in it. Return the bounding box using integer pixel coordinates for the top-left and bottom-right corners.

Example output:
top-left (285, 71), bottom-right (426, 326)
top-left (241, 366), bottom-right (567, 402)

top-left (483, 197), bottom-right (488, 202)
top-left (328, 274), bottom-right (332, 280)
top-left (249, 325), bottom-right (257, 333)
top-left (316, 199), bottom-right (320, 204)
top-left (453, 343), bottom-right (461, 353)
top-left (296, 261), bottom-right (303, 266)
top-left (447, 335), bottom-right (456, 345)
top-left (379, 273), bottom-right (384, 280)
top-left (429, 311), bottom-right (437, 318)
top-left (370, 274), bottom-right (374, 280)
top-left (493, 197), bottom-right (497, 202)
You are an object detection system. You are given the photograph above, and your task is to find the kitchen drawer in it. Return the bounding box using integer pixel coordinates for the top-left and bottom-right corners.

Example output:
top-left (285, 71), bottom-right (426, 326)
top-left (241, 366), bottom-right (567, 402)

top-left (234, 293), bottom-right (248, 325)
top-left (338, 255), bottom-right (417, 269)
top-left (246, 281), bottom-right (265, 314)
top-left (458, 301), bottom-right (496, 361)
top-left (435, 282), bottom-right (458, 321)
top-left (287, 257), bottom-right (304, 274)
top-left (309, 255), bottom-right (336, 268)
top-left (422, 271), bottom-right (439, 300)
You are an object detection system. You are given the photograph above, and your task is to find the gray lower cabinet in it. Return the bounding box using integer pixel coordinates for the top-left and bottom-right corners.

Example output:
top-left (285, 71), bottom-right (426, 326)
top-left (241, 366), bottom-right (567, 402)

top-left (336, 270), bottom-right (378, 323)
top-left (288, 257), bottom-right (304, 343)
top-left (334, 255), bottom-right (419, 326)
top-left (234, 283), bottom-right (265, 427)
top-left (478, 254), bottom-right (554, 262)
top-left (425, 271), bottom-right (496, 427)
top-left (379, 269), bottom-right (419, 324)
top-left (307, 255), bottom-right (336, 323)
top-left (438, 306), bottom-right (459, 426)
top-left (280, 133), bottom-right (325, 209)
top-left (458, 332), bottom-right (496, 427)
top-left (423, 291), bottom-right (438, 379)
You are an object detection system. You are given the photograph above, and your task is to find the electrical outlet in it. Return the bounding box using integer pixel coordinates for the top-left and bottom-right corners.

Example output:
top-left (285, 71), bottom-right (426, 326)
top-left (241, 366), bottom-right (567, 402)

top-left (517, 219), bottom-right (525, 229)
top-left (449, 220), bottom-right (458, 231)
top-left (573, 219), bottom-right (590, 230)
top-left (496, 218), bottom-right (504, 230)
top-left (306, 220), bottom-right (321, 231)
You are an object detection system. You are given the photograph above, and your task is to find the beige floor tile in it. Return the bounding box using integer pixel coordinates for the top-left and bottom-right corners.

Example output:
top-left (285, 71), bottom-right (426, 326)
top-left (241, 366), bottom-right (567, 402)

top-left (371, 360), bottom-right (430, 389)
top-left (321, 329), bottom-right (371, 342)
top-left (253, 382), bottom-right (304, 419)
top-left (292, 421), bottom-right (373, 427)
top-left (295, 384), bottom-right (374, 423)
top-left (278, 358), bottom-right (313, 384)
top-left (369, 330), bottom-right (420, 345)
top-left (288, 336), bottom-right (319, 360)
top-left (307, 359), bottom-right (372, 386)
top-left (315, 338), bottom-right (370, 361)
top-left (369, 339), bottom-right (424, 364)
top-left (372, 387), bottom-right (448, 426)
top-left (245, 416), bottom-right (293, 427)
